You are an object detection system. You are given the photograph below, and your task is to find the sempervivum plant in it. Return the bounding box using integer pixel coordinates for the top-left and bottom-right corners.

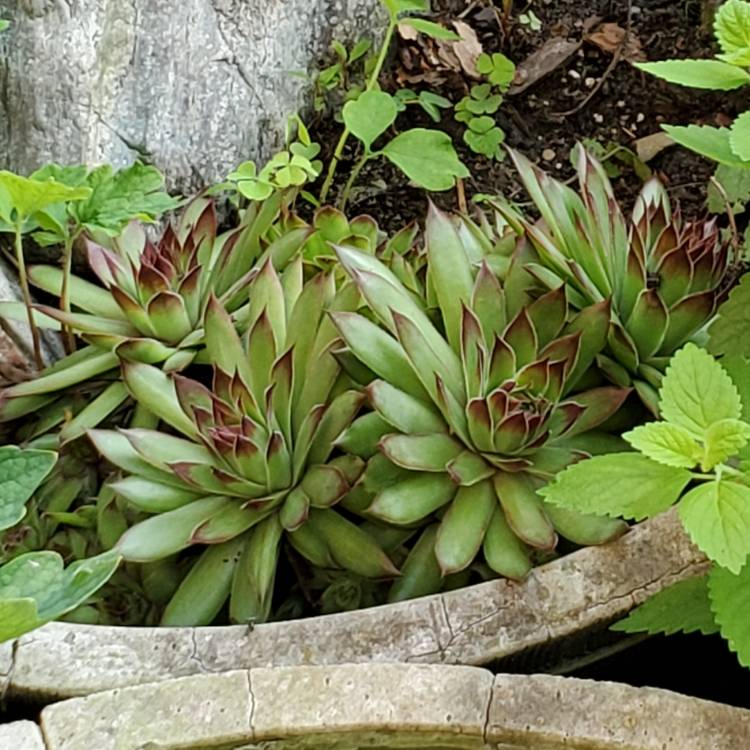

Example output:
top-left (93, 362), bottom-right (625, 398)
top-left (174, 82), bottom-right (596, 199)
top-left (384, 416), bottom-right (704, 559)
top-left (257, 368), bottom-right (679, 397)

top-left (89, 262), bottom-right (397, 626)
top-left (331, 206), bottom-right (629, 590)
top-left (0, 195), bottom-right (309, 438)
top-left (492, 148), bottom-right (736, 411)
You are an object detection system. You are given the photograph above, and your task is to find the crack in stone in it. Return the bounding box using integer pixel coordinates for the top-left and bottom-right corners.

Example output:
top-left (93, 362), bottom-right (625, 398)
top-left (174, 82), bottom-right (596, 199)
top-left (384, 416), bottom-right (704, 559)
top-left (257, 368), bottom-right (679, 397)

top-left (434, 558), bottom-right (708, 664)
top-left (187, 629), bottom-right (217, 676)
top-left (481, 677), bottom-right (495, 745)
top-left (246, 669), bottom-right (256, 743)
top-left (0, 639), bottom-right (17, 702)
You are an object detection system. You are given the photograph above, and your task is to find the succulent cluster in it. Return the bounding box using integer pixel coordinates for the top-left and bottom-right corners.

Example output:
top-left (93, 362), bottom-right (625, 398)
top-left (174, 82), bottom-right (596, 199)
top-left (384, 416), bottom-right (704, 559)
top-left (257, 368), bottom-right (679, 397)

top-left (1, 146), bottom-right (741, 634)
top-left (492, 149), bottom-right (735, 411)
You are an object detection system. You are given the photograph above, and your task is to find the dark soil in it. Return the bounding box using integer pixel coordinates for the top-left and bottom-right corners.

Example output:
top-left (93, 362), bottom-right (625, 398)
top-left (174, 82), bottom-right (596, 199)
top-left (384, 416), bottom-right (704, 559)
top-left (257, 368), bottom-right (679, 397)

top-left (316, 0), bottom-right (742, 229)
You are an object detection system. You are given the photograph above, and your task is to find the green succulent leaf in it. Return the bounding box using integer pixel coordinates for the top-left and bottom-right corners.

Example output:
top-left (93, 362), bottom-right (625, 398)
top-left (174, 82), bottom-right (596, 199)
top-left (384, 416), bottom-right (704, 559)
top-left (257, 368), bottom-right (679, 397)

top-left (0, 550), bottom-right (121, 642)
top-left (539, 453), bottom-right (692, 521)
top-left (659, 343), bottom-right (742, 439)
top-left (709, 562), bottom-right (750, 668)
top-left (709, 273), bottom-right (750, 357)
top-left (382, 128), bottom-right (470, 191)
top-left (678, 479), bottom-right (750, 573)
top-left (0, 446), bottom-right (57, 531)
top-left (715, 0), bottom-right (750, 67)
top-left (343, 91), bottom-right (399, 152)
top-left (611, 576), bottom-right (719, 637)
top-left (622, 422), bottom-right (702, 469)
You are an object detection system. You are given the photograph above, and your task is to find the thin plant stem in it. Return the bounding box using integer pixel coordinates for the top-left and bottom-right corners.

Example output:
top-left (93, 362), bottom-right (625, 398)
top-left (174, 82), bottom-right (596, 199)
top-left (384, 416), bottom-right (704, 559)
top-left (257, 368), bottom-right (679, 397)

top-left (319, 19), bottom-right (397, 203)
top-left (14, 223), bottom-right (43, 369)
top-left (60, 233), bottom-right (77, 354)
top-left (339, 153), bottom-right (372, 211)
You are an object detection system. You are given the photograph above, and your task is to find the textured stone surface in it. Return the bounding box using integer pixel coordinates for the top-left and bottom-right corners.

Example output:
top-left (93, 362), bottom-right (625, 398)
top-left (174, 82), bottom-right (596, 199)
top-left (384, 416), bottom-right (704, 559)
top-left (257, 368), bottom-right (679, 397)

top-left (251, 663), bottom-right (492, 742)
top-left (488, 674), bottom-right (750, 749)
top-left (25, 666), bottom-right (750, 749)
top-left (40, 670), bottom-right (252, 750)
top-left (438, 508), bottom-right (707, 666)
top-left (0, 640), bottom-right (13, 700)
top-left (0, 720), bottom-right (45, 749)
top-left (0, 0), bottom-right (385, 193)
top-left (6, 511), bottom-right (706, 701)
top-left (10, 624), bottom-right (197, 698)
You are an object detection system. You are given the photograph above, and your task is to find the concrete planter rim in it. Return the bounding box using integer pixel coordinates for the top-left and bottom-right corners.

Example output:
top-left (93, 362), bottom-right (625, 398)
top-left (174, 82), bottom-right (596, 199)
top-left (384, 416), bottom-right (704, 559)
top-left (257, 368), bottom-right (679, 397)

top-left (1, 509), bottom-right (707, 702)
top-left (6, 663), bottom-right (750, 749)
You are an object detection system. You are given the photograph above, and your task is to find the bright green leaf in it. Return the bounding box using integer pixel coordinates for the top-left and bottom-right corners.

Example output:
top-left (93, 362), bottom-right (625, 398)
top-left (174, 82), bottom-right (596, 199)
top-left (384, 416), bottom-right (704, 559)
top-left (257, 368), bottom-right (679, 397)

top-left (0, 172), bottom-right (91, 224)
top-left (731, 111), bottom-right (750, 163)
top-left (721, 354), bottom-right (750, 420)
top-left (539, 453), bottom-right (692, 521)
top-left (383, 128), bottom-right (470, 191)
top-left (662, 125), bottom-right (750, 167)
top-left (612, 576), bottom-right (719, 636)
top-left (623, 422), bottom-right (702, 469)
top-left (702, 418), bottom-right (750, 470)
top-left (343, 91), bottom-right (399, 151)
top-left (476, 52), bottom-right (516, 89)
top-left (0, 446), bottom-right (57, 532)
top-left (381, 0), bottom-right (429, 18)
top-left (0, 550), bottom-right (121, 642)
top-left (659, 343), bottom-right (742, 438)
top-left (636, 59), bottom-right (750, 90)
top-left (399, 18), bottom-right (459, 39)
top-left (715, 0), bottom-right (750, 67)
top-left (709, 274), bottom-right (750, 357)
top-left (707, 164), bottom-right (750, 213)
top-left (678, 479), bottom-right (750, 573)
top-left (709, 561), bottom-right (750, 668)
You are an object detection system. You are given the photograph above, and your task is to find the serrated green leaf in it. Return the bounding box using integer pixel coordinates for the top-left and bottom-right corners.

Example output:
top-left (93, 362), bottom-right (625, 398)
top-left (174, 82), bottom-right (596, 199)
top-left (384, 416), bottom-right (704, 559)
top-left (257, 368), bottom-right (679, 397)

top-left (715, 0), bottom-right (750, 66)
top-left (660, 343), bottom-right (742, 438)
top-left (707, 164), bottom-right (750, 213)
top-left (702, 418), bottom-right (750, 470)
top-left (730, 111), bottom-right (750, 161)
top-left (612, 576), bottom-right (718, 637)
top-left (662, 125), bottom-right (750, 167)
top-left (0, 172), bottom-right (91, 223)
top-left (678, 479), bottom-right (750, 572)
top-left (383, 129), bottom-right (469, 191)
top-left (343, 91), bottom-right (399, 152)
top-left (539, 453), bottom-right (692, 521)
top-left (720, 354), bottom-right (750, 420)
top-left (623, 422), bottom-right (702, 468)
top-left (636, 60), bottom-right (750, 90)
top-left (709, 274), bottom-right (750, 357)
top-left (709, 562), bottom-right (750, 668)
top-left (0, 550), bottom-right (121, 642)
top-left (0, 446), bottom-right (57, 532)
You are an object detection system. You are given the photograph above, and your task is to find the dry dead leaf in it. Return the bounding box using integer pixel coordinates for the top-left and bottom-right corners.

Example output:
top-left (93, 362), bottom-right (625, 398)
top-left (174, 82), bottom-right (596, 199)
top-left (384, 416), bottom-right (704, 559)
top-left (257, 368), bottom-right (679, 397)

top-left (587, 22), bottom-right (645, 63)
top-left (508, 37), bottom-right (582, 95)
top-left (397, 22), bottom-right (419, 41)
top-left (451, 20), bottom-right (483, 78)
top-left (633, 132), bottom-right (675, 162)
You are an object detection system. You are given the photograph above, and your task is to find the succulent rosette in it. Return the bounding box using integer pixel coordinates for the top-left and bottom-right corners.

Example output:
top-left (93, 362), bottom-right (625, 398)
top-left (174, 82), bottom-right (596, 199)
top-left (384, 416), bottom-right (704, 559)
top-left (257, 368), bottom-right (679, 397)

top-left (332, 205), bottom-right (629, 593)
top-left (492, 148), bottom-right (735, 411)
top-left (0, 195), bottom-right (310, 437)
top-left (89, 262), bottom-right (397, 625)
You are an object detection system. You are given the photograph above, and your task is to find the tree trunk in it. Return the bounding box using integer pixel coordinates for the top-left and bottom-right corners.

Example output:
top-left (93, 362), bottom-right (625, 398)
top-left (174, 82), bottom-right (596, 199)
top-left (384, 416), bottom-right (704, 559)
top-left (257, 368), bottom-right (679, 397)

top-left (0, 0), bottom-right (384, 192)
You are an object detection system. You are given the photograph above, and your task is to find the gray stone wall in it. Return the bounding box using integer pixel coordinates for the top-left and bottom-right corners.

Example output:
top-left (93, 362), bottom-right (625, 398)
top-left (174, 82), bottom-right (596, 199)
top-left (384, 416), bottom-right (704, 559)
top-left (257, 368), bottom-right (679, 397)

top-left (0, 0), bottom-right (384, 192)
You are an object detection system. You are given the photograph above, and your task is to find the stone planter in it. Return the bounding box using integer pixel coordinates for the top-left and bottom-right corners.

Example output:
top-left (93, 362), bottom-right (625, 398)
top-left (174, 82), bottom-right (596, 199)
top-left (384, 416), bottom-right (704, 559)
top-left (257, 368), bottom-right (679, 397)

top-left (3, 663), bottom-right (750, 749)
top-left (1, 510), bottom-right (706, 702)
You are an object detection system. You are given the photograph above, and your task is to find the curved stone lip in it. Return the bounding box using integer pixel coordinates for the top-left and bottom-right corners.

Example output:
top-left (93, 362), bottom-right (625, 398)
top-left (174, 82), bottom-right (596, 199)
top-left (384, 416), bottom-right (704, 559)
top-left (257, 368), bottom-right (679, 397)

top-left (15, 664), bottom-right (750, 749)
top-left (2, 509), bottom-right (707, 702)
